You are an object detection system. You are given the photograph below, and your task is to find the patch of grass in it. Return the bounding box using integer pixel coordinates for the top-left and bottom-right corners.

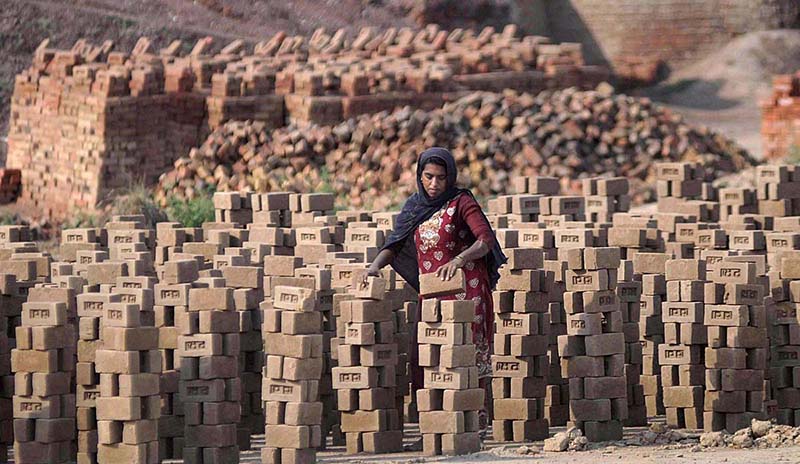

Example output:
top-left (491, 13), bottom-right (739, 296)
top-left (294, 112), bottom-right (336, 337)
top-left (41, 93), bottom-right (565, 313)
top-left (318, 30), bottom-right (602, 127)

top-left (109, 183), bottom-right (168, 229)
top-left (166, 189), bottom-right (215, 227)
top-left (788, 145), bottom-right (800, 164)
top-left (62, 210), bottom-right (103, 229)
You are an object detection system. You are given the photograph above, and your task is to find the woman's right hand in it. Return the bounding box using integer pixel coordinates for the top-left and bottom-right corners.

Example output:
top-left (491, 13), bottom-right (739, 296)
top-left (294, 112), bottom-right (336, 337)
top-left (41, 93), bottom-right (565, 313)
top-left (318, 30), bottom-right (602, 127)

top-left (361, 266), bottom-right (381, 286)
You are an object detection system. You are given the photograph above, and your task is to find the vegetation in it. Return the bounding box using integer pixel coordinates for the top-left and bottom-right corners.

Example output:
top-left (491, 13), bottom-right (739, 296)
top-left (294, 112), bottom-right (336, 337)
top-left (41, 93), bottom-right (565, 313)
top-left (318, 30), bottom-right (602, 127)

top-left (165, 189), bottom-right (215, 227)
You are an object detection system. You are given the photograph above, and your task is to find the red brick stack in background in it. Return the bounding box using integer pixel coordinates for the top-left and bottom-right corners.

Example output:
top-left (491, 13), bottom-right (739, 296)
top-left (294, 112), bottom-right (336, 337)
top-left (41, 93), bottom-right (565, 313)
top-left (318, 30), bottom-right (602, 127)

top-left (761, 73), bottom-right (800, 160)
top-left (7, 29), bottom-right (602, 220)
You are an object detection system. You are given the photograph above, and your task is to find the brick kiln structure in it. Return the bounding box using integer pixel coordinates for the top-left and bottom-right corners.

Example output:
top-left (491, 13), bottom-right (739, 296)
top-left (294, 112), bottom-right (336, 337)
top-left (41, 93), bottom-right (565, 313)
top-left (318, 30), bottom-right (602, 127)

top-left (6, 26), bottom-right (606, 219)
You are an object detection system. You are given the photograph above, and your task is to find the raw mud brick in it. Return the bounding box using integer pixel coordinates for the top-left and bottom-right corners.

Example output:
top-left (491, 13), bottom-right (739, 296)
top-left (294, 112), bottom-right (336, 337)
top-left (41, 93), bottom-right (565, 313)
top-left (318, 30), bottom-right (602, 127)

top-left (566, 312), bottom-right (603, 336)
top-left (419, 270), bottom-right (466, 298)
top-left (665, 259), bottom-right (706, 281)
top-left (418, 322), bottom-right (465, 345)
top-left (565, 270), bottom-right (609, 292)
top-left (555, 229), bottom-right (593, 249)
top-left (704, 305), bottom-right (749, 327)
top-left (272, 286), bottom-right (316, 312)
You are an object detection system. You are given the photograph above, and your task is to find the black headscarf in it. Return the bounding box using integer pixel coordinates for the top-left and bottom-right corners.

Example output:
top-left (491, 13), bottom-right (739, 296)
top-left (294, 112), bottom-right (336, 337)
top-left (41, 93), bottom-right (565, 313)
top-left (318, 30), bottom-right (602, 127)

top-left (381, 147), bottom-right (507, 292)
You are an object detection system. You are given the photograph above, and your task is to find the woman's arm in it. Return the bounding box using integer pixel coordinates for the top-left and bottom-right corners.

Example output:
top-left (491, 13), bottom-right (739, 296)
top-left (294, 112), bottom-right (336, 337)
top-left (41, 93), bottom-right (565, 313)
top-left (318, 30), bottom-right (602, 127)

top-left (362, 248), bottom-right (397, 284)
top-left (436, 195), bottom-right (495, 281)
top-left (435, 239), bottom-right (489, 280)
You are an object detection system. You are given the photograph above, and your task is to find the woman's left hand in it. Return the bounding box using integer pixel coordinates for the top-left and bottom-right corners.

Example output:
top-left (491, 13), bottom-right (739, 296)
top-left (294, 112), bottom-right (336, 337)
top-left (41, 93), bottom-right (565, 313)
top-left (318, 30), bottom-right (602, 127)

top-left (436, 257), bottom-right (462, 281)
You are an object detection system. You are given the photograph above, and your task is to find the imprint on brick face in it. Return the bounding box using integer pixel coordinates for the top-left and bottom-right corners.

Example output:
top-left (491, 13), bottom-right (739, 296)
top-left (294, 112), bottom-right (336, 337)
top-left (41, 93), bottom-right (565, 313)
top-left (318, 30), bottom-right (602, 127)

top-left (679, 229), bottom-right (693, 237)
top-left (544, 219), bottom-right (559, 227)
top-left (570, 319), bottom-right (586, 329)
top-left (669, 307), bottom-right (689, 317)
top-left (161, 289), bottom-right (179, 299)
top-left (339, 372), bottom-right (362, 382)
top-left (187, 385), bottom-right (209, 396)
top-left (216, 261), bottom-right (228, 268)
top-left (503, 319), bottom-right (522, 328)
top-left (122, 282), bottom-right (142, 288)
top-left (772, 239), bottom-right (788, 247)
top-left (778, 350), bottom-right (798, 361)
top-left (280, 293), bottom-right (299, 303)
top-left (425, 328), bottom-right (447, 337)
top-left (562, 235), bottom-right (579, 243)
top-left (777, 306), bottom-right (797, 318)
top-left (83, 390), bottom-right (100, 400)
top-left (664, 349), bottom-right (684, 359)
top-left (621, 287), bottom-right (637, 297)
top-left (19, 401), bottom-right (42, 411)
top-left (719, 268), bottom-right (741, 277)
top-left (724, 193), bottom-right (739, 201)
top-left (339, 271), bottom-right (352, 279)
top-left (588, 200), bottom-right (602, 207)
top-left (351, 234), bottom-right (370, 241)
top-left (733, 236), bottom-right (749, 245)
top-left (84, 301), bottom-right (103, 311)
top-left (599, 295), bottom-right (614, 305)
top-left (431, 372), bottom-right (453, 382)
top-left (523, 233), bottom-right (539, 241)
top-left (185, 340), bottom-right (206, 350)
top-left (698, 235), bottom-right (710, 243)
top-left (710, 309), bottom-right (732, 320)
top-left (301, 233), bottom-right (316, 241)
top-left (495, 361), bottom-right (520, 371)
top-left (269, 385), bottom-right (294, 394)
top-left (708, 256), bottom-right (722, 264)
top-left (662, 168), bottom-right (679, 176)
top-left (80, 256), bottom-right (92, 264)
top-left (66, 233), bottom-right (83, 242)
top-left (29, 308), bottom-right (51, 319)
top-left (120, 294), bottom-right (136, 303)
top-left (114, 236), bottom-right (133, 243)
top-left (572, 275), bottom-right (592, 285)
top-left (740, 290), bottom-right (757, 299)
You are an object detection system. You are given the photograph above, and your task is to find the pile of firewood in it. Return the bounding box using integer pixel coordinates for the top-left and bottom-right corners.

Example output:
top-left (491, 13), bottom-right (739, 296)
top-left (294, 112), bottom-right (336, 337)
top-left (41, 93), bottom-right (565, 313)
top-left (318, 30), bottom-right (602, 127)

top-left (155, 86), bottom-right (755, 208)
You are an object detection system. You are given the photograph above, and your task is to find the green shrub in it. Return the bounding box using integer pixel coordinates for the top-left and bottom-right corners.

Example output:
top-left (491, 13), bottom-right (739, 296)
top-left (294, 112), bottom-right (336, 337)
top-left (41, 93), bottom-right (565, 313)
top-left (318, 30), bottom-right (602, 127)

top-left (109, 183), bottom-right (167, 229)
top-left (166, 192), bottom-right (215, 227)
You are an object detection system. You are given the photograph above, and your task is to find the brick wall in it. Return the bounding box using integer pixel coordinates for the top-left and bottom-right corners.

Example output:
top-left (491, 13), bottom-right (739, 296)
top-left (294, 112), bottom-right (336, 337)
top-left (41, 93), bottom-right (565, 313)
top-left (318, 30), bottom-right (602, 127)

top-left (514, 0), bottom-right (799, 82)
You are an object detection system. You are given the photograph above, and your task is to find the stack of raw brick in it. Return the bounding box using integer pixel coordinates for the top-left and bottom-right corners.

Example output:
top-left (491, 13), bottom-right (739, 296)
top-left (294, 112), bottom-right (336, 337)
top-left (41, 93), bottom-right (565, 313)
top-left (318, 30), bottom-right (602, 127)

top-left (660, 259), bottom-right (707, 429)
top-left (582, 177), bottom-right (631, 223)
top-left (333, 276), bottom-right (403, 454)
top-left (12, 296), bottom-right (76, 462)
top-left (558, 246), bottom-right (627, 442)
top-left (760, 72), bottom-right (800, 160)
top-left (0, 274), bottom-right (13, 463)
top-left (178, 262), bottom-right (241, 463)
top-left (262, 284), bottom-right (323, 464)
top-left (703, 259), bottom-right (769, 432)
top-left (94, 282), bottom-right (161, 462)
top-left (770, 250), bottom-right (800, 425)
top-left (416, 270), bottom-right (482, 455)
top-left (656, 162), bottom-right (719, 223)
top-left (756, 165), bottom-right (800, 218)
top-left (492, 247), bottom-right (549, 441)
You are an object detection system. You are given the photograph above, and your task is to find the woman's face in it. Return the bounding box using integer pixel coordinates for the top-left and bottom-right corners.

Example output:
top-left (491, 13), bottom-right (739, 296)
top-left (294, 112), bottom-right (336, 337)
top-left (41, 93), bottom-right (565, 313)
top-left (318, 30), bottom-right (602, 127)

top-left (421, 162), bottom-right (447, 199)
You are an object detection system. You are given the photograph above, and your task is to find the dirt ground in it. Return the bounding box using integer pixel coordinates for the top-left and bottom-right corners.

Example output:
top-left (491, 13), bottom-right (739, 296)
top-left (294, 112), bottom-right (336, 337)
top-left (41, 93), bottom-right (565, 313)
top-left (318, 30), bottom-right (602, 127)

top-left (161, 422), bottom-right (800, 464)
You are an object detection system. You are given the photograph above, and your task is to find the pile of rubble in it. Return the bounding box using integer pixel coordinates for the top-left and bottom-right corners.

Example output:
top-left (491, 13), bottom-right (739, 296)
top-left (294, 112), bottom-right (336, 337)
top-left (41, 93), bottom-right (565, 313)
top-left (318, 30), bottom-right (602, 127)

top-left (700, 420), bottom-right (800, 449)
top-left (155, 86), bottom-right (755, 208)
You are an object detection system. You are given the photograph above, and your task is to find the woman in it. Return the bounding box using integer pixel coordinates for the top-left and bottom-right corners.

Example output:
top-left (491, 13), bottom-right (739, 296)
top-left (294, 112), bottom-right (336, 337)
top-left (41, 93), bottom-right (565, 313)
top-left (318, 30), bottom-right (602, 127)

top-left (363, 147), bottom-right (507, 432)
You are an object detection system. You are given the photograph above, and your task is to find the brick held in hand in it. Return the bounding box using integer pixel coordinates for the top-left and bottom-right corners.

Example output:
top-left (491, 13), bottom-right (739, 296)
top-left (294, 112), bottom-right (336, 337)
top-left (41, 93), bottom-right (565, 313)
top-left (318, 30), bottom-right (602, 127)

top-left (353, 276), bottom-right (386, 300)
top-left (419, 269), bottom-right (466, 298)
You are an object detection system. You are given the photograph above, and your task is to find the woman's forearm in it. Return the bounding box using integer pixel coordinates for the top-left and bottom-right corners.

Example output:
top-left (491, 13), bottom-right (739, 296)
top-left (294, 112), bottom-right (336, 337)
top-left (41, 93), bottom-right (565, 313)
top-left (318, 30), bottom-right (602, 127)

top-left (454, 239), bottom-right (490, 265)
top-left (369, 248), bottom-right (396, 272)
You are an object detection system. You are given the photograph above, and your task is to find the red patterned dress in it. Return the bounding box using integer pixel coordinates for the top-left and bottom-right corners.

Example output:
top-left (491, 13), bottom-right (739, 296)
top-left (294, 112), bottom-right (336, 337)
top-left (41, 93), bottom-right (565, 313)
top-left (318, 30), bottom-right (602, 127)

top-left (411, 193), bottom-right (495, 408)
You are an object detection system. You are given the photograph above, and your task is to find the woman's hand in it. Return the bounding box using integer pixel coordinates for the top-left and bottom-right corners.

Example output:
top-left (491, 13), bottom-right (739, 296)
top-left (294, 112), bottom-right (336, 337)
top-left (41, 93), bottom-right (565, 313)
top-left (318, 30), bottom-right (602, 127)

top-left (361, 265), bottom-right (381, 286)
top-left (436, 257), bottom-right (463, 281)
